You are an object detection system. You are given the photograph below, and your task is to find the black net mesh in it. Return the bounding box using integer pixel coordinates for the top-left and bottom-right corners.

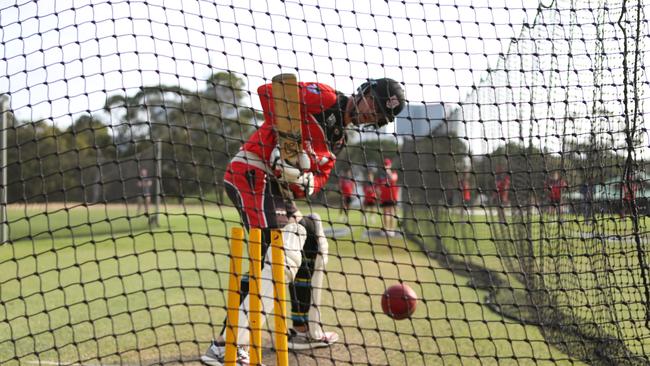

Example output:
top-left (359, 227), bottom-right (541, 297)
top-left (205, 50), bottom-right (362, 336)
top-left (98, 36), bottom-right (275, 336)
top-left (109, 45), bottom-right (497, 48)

top-left (1, 0), bottom-right (650, 365)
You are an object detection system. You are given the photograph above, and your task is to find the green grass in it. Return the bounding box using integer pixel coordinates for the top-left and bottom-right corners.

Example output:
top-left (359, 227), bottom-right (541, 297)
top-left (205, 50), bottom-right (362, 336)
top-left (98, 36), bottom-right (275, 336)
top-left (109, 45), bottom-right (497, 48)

top-left (0, 203), bottom-right (587, 365)
top-left (411, 207), bottom-right (650, 362)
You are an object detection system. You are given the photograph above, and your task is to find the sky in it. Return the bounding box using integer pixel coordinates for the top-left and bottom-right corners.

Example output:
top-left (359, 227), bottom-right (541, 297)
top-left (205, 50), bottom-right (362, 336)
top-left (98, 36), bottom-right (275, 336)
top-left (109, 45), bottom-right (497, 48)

top-left (1, 0), bottom-right (647, 155)
top-left (0, 0), bottom-right (537, 121)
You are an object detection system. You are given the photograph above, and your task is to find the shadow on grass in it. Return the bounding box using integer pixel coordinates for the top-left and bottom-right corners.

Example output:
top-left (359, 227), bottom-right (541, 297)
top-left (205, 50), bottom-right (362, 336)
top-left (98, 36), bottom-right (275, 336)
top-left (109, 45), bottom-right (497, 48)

top-left (9, 215), bottom-right (162, 243)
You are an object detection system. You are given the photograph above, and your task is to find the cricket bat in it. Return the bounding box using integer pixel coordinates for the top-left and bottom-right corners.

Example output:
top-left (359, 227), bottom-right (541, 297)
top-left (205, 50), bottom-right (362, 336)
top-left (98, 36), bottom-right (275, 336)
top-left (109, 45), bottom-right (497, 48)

top-left (272, 73), bottom-right (302, 166)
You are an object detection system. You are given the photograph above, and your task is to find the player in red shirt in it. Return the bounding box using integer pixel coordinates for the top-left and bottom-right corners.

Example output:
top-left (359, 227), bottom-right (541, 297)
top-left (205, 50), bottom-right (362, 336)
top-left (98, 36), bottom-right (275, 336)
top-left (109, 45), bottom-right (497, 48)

top-left (338, 169), bottom-right (355, 223)
top-left (376, 158), bottom-right (400, 236)
top-left (460, 173), bottom-right (471, 205)
top-left (545, 171), bottom-right (568, 216)
top-left (493, 167), bottom-right (512, 222)
top-left (621, 173), bottom-right (640, 218)
top-left (136, 168), bottom-right (153, 216)
top-left (459, 172), bottom-right (472, 218)
top-left (202, 77), bottom-right (405, 365)
top-left (362, 170), bottom-right (379, 225)
top-left (495, 167), bottom-right (511, 206)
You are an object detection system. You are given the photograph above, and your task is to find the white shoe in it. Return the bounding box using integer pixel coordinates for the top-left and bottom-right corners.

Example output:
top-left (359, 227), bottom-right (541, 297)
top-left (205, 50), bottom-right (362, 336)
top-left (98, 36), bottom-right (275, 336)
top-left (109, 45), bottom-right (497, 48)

top-left (382, 228), bottom-right (396, 237)
top-left (200, 341), bottom-right (260, 366)
top-left (287, 328), bottom-right (339, 350)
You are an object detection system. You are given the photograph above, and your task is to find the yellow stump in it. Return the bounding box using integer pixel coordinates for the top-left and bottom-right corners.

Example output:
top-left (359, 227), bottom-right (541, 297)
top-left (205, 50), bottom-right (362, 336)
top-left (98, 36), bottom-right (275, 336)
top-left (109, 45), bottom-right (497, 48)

top-left (248, 228), bottom-right (263, 365)
top-left (224, 227), bottom-right (244, 366)
top-left (271, 229), bottom-right (289, 366)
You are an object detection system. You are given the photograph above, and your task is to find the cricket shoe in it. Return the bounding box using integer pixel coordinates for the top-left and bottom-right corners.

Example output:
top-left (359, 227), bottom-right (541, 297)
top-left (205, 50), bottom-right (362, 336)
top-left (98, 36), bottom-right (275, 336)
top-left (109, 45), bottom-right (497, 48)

top-left (287, 328), bottom-right (339, 350)
top-left (200, 340), bottom-right (264, 366)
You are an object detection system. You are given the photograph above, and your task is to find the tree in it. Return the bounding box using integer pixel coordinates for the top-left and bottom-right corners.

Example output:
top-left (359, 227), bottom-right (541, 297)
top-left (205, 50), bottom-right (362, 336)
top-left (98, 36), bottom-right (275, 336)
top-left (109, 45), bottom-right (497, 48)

top-left (60, 115), bottom-right (115, 202)
top-left (6, 118), bottom-right (65, 202)
top-left (172, 72), bottom-right (258, 202)
top-left (400, 124), bottom-right (469, 206)
top-left (103, 71), bottom-right (258, 203)
top-left (472, 142), bottom-right (550, 207)
top-left (335, 138), bottom-right (399, 171)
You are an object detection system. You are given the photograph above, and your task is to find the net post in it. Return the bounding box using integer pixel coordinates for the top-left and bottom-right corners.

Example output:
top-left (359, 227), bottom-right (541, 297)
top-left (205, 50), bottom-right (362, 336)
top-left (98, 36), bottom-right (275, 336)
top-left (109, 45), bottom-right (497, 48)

top-left (151, 139), bottom-right (162, 226)
top-left (0, 96), bottom-right (7, 244)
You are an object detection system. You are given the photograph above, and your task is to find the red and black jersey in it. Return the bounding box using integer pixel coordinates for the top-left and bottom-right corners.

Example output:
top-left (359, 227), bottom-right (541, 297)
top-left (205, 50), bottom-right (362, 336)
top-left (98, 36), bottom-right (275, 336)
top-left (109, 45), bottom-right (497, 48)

top-left (240, 82), bottom-right (348, 196)
top-left (376, 170), bottom-right (400, 203)
top-left (496, 174), bottom-right (511, 201)
top-left (339, 177), bottom-right (355, 198)
top-left (545, 178), bottom-right (567, 202)
top-left (496, 174), bottom-right (511, 192)
top-left (363, 181), bottom-right (378, 205)
top-left (309, 91), bottom-right (348, 156)
top-left (460, 179), bottom-right (471, 203)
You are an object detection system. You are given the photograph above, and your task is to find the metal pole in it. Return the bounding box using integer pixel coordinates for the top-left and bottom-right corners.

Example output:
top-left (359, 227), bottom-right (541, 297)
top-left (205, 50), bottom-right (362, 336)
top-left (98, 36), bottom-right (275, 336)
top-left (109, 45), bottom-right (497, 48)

top-left (0, 97), bottom-right (8, 243)
top-left (152, 138), bottom-right (162, 226)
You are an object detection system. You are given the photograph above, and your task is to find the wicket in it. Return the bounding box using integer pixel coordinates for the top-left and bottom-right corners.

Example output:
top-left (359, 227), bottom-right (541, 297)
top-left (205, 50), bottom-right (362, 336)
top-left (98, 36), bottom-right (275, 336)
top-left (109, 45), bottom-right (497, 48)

top-left (225, 227), bottom-right (289, 366)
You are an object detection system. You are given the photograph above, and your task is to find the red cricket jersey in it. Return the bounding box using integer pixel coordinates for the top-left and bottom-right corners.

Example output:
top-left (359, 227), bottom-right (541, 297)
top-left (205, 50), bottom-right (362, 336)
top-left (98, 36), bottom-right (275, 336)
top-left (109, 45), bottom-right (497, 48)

top-left (377, 171), bottom-right (399, 203)
top-left (546, 178), bottom-right (567, 202)
top-left (363, 182), bottom-right (377, 205)
top-left (460, 180), bottom-right (471, 202)
top-left (339, 177), bottom-right (355, 198)
top-left (496, 174), bottom-right (510, 201)
top-left (241, 82), bottom-right (342, 196)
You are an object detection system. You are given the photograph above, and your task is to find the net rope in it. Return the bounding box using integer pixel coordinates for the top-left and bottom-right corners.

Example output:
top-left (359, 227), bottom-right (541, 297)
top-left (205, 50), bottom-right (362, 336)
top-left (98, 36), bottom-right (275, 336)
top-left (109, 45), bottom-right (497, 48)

top-left (1, 1), bottom-right (649, 365)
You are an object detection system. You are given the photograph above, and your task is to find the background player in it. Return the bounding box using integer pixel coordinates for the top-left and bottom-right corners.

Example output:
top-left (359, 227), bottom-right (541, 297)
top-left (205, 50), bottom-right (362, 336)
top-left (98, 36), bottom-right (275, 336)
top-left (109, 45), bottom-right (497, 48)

top-left (338, 169), bottom-right (355, 224)
top-left (544, 171), bottom-right (568, 217)
top-left (136, 167), bottom-right (153, 216)
top-left (362, 169), bottom-right (378, 225)
top-left (376, 158), bottom-right (400, 237)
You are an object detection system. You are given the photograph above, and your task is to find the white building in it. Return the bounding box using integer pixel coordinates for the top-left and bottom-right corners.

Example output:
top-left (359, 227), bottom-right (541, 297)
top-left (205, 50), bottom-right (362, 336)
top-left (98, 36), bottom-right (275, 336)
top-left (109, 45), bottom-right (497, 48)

top-left (395, 103), bottom-right (446, 138)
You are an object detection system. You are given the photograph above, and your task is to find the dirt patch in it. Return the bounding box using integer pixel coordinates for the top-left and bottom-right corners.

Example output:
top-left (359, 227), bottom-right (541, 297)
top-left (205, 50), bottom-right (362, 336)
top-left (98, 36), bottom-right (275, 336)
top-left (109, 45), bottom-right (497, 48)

top-left (130, 334), bottom-right (388, 365)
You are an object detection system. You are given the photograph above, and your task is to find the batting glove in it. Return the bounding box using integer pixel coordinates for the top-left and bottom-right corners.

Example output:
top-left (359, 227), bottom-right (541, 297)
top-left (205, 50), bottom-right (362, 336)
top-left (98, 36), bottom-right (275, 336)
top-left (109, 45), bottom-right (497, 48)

top-left (288, 172), bottom-right (315, 198)
top-left (270, 147), bottom-right (311, 172)
top-left (274, 161), bottom-right (314, 197)
top-left (269, 148), bottom-right (314, 198)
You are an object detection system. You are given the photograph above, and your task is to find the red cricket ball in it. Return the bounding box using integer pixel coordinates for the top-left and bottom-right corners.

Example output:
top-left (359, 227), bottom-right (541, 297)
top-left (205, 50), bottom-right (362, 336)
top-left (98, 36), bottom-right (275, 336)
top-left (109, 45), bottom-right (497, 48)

top-left (381, 283), bottom-right (418, 320)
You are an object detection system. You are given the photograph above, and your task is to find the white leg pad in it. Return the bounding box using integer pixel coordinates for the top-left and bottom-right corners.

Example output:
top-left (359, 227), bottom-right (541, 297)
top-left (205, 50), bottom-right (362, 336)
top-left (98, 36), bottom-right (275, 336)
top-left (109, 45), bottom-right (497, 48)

top-left (305, 213), bottom-right (329, 339)
top-left (281, 222), bottom-right (307, 281)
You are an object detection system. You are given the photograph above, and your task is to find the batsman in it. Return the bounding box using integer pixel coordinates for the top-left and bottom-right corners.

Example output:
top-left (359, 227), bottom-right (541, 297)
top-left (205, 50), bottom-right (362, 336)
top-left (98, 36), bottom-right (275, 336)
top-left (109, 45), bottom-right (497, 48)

top-left (202, 74), bottom-right (405, 366)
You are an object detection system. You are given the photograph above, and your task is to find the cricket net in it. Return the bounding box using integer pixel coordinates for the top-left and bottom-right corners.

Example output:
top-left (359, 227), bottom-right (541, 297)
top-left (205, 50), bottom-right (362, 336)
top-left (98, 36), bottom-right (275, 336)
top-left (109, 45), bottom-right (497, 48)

top-left (1, 1), bottom-right (649, 365)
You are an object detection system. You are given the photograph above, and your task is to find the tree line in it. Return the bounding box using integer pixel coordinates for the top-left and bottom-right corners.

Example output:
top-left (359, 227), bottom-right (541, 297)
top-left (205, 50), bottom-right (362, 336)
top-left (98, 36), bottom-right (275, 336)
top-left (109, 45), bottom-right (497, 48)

top-left (3, 72), bottom-right (643, 206)
top-left (4, 72), bottom-right (257, 204)
top-left (401, 105), bottom-right (644, 207)
top-left (4, 71), bottom-right (401, 205)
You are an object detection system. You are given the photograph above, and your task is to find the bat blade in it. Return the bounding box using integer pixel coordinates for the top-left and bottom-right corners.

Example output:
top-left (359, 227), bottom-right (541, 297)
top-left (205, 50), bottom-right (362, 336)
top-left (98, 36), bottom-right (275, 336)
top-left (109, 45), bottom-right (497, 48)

top-left (272, 73), bottom-right (302, 166)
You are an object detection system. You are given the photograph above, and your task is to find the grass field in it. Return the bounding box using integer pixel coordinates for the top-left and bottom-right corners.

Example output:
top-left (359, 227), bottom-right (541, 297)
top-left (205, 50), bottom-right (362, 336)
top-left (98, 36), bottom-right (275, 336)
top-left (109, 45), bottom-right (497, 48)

top-left (412, 207), bottom-right (650, 362)
top-left (0, 203), bottom-right (591, 365)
